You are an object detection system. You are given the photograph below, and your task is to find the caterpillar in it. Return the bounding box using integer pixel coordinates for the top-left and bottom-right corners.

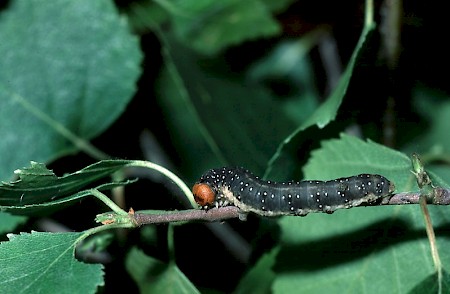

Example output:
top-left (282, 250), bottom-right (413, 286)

top-left (192, 167), bottom-right (395, 216)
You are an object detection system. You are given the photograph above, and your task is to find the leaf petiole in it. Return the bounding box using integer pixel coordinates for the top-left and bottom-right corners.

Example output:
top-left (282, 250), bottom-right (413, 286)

top-left (89, 189), bottom-right (128, 215)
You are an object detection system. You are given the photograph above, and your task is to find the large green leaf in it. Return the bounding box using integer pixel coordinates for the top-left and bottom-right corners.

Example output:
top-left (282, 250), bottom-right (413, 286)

top-left (273, 204), bottom-right (450, 293)
top-left (0, 231), bottom-right (104, 294)
top-left (0, 0), bottom-right (142, 181)
top-left (157, 40), bottom-right (297, 176)
top-left (304, 133), bottom-right (412, 190)
top-left (270, 134), bottom-right (450, 293)
top-left (303, 133), bottom-right (450, 192)
top-left (234, 247), bottom-right (278, 294)
top-left (409, 270), bottom-right (450, 294)
top-left (126, 247), bottom-right (199, 294)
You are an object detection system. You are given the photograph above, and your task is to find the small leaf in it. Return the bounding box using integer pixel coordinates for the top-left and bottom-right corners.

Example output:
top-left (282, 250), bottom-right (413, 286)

top-left (0, 160), bottom-right (132, 206)
top-left (126, 247), bottom-right (199, 293)
top-left (2, 181), bottom-right (136, 215)
top-left (0, 231), bottom-right (104, 294)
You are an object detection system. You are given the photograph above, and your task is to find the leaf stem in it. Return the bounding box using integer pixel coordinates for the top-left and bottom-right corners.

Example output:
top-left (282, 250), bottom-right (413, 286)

top-left (90, 189), bottom-right (128, 215)
top-left (125, 160), bottom-right (197, 208)
top-left (419, 196), bottom-right (443, 294)
top-left (77, 221), bottom-right (135, 246)
top-left (364, 0), bottom-right (374, 27)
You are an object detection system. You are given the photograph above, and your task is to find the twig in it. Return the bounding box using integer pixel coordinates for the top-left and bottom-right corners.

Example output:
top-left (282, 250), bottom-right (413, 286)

top-left (97, 189), bottom-right (450, 226)
top-left (385, 188), bottom-right (450, 206)
top-left (132, 206), bottom-right (241, 225)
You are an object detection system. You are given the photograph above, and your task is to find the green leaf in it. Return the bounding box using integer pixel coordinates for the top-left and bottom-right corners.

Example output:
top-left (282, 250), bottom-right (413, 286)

top-left (3, 181), bottom-right (135, 215)
top-left (273, 204), bottom-right (450, 293)
top-left (165, 0), bottom-right (280, 54)
top-left (265, 21), bottom-right (377, 179)
top-left (126, 247), bottom-right (199, 294)
top-left (0, 0), bottom-right (142, 181)
top-left (411, 90), bottom-right (450, 155)
top-left (409, 269), bottom-right (450, 294)
top-left (157, 41), bottom-right (296, 175)
top-left (428, 165), bottom-right (450, 185)
top-left (126, 0), bottom-right (170, 32)
top-left (0, 231), bottom-right (104, 294)
top-left (0, 212), bottom-right (27, 235)
top-left (234, 247), bottom-right (278, 294)
top-left (0, 160), bottom-right (132, 206)
top-left (247, 38), bottom-right (320, 125)
top-left (303, 133), bottom-right (450, 192)
top-left (272, 135), bottom-right (450, 293)
top-left (303, 133), bottom-right (413, 191)
top-left (260, 0), bottom-right (298, 13)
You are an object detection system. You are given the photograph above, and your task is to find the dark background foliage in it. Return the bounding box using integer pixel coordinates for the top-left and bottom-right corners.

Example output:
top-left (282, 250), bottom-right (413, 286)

top-left (1, 0), bottom-right (450, 293)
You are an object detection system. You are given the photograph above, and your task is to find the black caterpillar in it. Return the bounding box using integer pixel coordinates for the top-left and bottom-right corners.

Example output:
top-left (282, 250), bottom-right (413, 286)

top-left (192, 167), bottom-right (395, 216)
